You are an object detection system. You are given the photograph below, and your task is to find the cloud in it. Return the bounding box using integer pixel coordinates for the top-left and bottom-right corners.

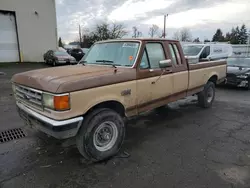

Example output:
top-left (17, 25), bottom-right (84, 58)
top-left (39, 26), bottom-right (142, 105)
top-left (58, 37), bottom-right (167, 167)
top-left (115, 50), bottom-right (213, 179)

top-left (56, 0), bottom-right (250, 43)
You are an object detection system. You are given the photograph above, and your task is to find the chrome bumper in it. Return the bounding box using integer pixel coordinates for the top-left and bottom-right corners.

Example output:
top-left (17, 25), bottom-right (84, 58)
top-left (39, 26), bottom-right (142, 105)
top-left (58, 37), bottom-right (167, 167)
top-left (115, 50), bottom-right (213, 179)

top-left (17, 102), bottom-right (83, 139)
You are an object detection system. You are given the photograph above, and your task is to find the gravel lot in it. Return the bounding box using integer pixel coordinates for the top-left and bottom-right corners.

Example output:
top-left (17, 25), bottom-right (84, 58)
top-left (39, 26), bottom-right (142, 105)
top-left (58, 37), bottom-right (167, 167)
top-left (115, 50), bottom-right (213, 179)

top-left (0, 64), bottom-right (250, 188)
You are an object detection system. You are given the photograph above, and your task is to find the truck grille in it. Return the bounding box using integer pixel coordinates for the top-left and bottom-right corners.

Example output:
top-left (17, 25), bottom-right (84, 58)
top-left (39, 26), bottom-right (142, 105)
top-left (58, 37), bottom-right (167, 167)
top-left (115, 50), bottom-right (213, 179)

top-left (15, 84), bottom-right (43, 110)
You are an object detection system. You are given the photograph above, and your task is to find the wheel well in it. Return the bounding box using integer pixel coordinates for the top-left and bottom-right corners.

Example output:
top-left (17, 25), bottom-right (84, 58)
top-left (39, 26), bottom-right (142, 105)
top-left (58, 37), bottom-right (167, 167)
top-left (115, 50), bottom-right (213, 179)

top-left (85, 101), bottom-right (126, 117)
top-left (208, 75), bottom-right (218, 85)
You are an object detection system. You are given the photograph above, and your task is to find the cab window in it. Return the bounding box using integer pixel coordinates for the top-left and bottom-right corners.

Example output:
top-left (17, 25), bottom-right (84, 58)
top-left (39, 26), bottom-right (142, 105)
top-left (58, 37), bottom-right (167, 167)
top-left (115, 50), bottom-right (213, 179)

top-left (168, 44), bottom-right (177, 65)
top-left (173, 44), bottom-right (182, 64)
top-left (145, 43), bottom-right (165, 69)
top-left (139, 50), bottom-right (150, 69)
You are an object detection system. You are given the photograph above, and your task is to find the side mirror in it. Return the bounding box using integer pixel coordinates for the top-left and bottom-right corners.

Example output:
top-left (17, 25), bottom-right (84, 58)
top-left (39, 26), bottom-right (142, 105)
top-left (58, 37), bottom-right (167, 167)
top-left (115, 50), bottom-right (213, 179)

top-left (159, 59), bottom-right (172, 69)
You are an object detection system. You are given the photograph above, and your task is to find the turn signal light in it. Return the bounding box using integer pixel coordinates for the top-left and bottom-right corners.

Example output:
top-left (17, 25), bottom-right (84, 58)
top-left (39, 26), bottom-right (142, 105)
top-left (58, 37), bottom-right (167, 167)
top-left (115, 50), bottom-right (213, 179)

top-left (54, 95), bottom-right (70, 111)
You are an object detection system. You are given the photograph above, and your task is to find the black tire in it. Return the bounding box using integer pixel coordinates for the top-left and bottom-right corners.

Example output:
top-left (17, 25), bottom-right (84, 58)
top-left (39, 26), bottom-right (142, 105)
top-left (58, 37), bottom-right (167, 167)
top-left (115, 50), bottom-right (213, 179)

top-left (53, 60), bottom-right (56, 67)
top-left (245, 79), bottom-right (250, 90)
top-left (197, 81), bottom-right (215, 108)
top-left (76, 108), bottom-right (125, 162)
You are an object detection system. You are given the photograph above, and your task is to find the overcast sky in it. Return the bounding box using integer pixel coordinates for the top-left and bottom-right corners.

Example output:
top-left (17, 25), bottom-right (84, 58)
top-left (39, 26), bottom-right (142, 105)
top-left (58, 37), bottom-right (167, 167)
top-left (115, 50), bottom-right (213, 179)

top-left (56, 0), bottom-right (250, 43)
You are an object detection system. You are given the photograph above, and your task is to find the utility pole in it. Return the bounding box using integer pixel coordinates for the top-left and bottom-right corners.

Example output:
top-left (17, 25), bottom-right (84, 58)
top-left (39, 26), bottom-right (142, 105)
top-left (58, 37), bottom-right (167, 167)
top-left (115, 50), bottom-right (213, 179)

top-left (163, 14), bottom-right (168, 38)
top-left (79, 25), bottom-right (82, 48)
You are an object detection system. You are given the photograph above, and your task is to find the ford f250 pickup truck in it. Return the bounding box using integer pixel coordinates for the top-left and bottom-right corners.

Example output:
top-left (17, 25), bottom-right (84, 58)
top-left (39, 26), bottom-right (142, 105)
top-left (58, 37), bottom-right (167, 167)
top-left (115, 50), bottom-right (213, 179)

top-left (12, 39), bottom-right (226, 162)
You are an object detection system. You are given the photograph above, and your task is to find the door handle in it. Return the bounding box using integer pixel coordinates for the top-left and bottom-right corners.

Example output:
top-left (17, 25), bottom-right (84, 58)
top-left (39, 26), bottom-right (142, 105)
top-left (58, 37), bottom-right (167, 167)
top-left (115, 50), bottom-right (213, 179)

top-left (165, 69), bottom-right (173, 73)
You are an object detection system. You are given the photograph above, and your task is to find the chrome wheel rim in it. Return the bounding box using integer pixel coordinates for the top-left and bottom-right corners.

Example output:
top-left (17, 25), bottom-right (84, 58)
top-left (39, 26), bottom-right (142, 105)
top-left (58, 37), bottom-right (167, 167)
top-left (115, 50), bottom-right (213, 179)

top-left (207, 86), bottom-right (214, 103)
top-left (93, 121), bottom-right (118, 152)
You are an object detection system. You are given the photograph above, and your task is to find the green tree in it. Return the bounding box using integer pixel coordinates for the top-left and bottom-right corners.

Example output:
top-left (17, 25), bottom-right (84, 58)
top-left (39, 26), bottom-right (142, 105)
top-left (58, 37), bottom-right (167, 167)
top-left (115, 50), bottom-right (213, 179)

top-left (239, 24), bottom-right (248, 44)
top-left (224, 32), bottom-right (231, 42)
top-left (212, 29), bottom-right (224, 42)
top-left (230, 27), bottom-right (239, 44)
top-left (58, 37), bottom-right (63, 47)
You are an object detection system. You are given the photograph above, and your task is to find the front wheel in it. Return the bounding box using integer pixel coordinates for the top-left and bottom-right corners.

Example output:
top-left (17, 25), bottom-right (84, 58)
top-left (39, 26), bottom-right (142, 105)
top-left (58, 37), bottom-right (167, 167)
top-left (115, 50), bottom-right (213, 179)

top-left (76, 108), bottom-right (125, 162)
top-left (197, 81), bottom-right (215, 108)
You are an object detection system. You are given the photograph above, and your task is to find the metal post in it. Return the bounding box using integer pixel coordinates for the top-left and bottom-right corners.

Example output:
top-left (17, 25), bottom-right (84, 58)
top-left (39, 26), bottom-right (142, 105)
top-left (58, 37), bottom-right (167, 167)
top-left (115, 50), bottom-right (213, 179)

top-left (163, 15), bottom-right (166, 38)
top-left (79, 25), bottom-right (82, 48)
top-left (163, 14), bottom-right (168, 38)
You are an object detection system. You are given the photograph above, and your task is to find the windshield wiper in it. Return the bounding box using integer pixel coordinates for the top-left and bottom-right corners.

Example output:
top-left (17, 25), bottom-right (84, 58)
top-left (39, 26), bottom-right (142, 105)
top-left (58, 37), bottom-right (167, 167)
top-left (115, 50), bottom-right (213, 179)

top-left (96, 60), bottom-right (117, 68)
top-left (96, 60), bottom-right (114, 63)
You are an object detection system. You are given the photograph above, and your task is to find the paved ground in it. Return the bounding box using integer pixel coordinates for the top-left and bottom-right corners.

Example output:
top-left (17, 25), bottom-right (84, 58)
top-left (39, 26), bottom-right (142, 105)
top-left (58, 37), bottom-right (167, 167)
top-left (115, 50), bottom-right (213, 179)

top-left (1, 64), bottom-right (250, 188)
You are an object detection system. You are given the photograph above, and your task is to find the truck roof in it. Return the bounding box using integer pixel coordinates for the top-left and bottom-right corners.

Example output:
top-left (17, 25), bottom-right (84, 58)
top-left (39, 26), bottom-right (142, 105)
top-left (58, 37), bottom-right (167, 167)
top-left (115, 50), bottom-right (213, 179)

top-left (96, 38), bottom-right (179, 43)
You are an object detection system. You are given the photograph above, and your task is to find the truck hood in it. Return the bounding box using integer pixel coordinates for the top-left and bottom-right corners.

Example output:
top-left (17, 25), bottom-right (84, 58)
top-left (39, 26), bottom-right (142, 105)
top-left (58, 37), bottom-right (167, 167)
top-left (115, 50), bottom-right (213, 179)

top-left (227, 66), bottom-right (250, 76)
top-left (12, 65), bottom-right (136, 93)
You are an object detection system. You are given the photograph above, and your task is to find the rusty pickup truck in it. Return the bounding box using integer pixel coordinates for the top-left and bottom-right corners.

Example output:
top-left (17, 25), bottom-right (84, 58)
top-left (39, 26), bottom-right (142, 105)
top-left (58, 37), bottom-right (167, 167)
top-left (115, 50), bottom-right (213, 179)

top-left (12, 39), bottom-right (226, 162)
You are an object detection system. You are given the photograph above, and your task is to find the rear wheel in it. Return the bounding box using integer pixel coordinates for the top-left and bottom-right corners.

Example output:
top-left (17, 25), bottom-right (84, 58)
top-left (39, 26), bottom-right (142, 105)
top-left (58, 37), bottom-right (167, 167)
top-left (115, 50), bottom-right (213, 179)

top-left (198, 81), bottom-right (215, 108)
top-left (76, 108), bottom-right (125, 162)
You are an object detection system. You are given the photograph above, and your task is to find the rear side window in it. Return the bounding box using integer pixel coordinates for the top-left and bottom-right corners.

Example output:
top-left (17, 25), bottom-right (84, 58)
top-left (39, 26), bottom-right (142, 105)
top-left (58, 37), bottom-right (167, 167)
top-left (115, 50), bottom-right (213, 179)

top-left (173, 44), bottom-right (182, 64)
top-left (168, 44), bottom-right (177, 65)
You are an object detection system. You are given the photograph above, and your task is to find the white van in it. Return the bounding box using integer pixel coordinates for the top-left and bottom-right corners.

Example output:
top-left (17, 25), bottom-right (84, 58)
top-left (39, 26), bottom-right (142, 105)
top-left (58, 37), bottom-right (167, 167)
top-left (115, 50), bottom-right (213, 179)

top-left (182, 43), bottom-right (233, 64)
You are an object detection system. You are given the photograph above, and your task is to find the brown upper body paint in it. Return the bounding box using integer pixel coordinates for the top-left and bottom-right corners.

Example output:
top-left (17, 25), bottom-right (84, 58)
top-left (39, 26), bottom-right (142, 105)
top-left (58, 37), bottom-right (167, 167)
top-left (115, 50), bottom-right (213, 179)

top-left (12, 64), bottom-right (137, 93)
top-left (12, 38), bottom-right (227, 120)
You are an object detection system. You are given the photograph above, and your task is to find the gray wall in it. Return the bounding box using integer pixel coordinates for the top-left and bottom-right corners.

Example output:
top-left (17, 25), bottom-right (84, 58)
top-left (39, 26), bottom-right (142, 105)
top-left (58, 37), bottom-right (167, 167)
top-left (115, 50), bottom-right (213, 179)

top-left (0, 0), bottom-right (57, 62)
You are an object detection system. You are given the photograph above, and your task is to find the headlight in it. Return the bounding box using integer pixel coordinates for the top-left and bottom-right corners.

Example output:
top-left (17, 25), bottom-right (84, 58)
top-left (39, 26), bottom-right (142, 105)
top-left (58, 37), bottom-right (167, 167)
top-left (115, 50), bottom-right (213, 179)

top-left (237, 74), bottom-right (248, 79)
top-left (42, 93), bottom-right (70, 111)
top-left (12, 84), bottom-right (16, 93)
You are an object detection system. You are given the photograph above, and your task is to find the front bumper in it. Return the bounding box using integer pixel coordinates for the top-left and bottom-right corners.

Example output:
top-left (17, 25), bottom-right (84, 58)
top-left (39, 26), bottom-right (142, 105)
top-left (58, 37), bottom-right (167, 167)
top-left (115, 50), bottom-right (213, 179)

top-left (17, 102), bottom-right (83, 139)
top-left (225, 77), bottom-right (249, 87)
top-left (57, 60), bottom-right (77, 64)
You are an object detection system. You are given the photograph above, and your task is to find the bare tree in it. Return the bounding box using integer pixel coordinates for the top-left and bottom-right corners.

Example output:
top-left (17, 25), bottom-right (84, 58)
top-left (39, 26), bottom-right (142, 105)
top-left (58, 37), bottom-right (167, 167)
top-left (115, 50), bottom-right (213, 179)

top-left (109, 23), bottom-right (128, 39)
top-left (159, 30), bottom-right (167, 38)
top-left (172, 28), bottom-right (192, 41)
top-left (76, 22), bottom-right (128, 47)
top-left (180, 28), bottom-right (192, 42)
top-left (148, 24), bottom-right (159, 38)
top-left (173, 31), bottom-right (180, 40)
top-left (92, 23), bottom-right (128, 42)
top-left (132, 26), bottom-right (142, 38)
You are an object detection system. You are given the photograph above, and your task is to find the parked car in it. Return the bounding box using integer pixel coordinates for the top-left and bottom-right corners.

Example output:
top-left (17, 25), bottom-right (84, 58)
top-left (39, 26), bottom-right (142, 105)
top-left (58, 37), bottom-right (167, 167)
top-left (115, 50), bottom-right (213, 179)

top-left (81, 48), bottom-right (89, 54)
top-left (12, 38), bottom-right (226, 162)
top-left (225, 57), bottom-right (250, 89)
top-left (68, 48), bottom-right (84, 61)
top-left (183, 43), bottom-right (233, 64)
top-left (44, 50), bottom-right (77, 66)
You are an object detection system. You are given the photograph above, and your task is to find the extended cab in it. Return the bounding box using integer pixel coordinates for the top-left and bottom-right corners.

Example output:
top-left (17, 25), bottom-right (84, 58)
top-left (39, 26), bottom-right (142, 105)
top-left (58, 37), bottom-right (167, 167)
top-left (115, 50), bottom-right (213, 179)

top-left (12, 39), bottom-right (226, 162)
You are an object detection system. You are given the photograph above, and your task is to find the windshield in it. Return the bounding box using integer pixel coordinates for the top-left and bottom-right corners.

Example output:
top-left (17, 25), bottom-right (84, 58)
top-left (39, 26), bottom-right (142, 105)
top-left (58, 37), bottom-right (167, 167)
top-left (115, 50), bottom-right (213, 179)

top-left (54, 51), bottom-right (68, 56)
top-left (183, 45), bottom-right (204, 56)
top-left (80, 41), bottom-right (140, 67)
top-left (227, 58), bottom-right (250, 68)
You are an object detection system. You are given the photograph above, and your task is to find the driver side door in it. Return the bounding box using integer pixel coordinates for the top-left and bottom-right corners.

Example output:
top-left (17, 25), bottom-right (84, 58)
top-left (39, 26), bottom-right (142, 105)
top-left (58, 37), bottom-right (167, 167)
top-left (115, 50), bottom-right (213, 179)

top-left (136, 42), bottom-right (174, 113)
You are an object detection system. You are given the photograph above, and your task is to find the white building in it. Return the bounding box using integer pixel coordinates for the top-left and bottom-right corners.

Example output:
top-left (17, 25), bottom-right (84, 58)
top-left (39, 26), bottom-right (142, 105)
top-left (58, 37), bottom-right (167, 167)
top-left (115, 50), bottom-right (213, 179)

top-left (0, 0), bottom-right (58, 63)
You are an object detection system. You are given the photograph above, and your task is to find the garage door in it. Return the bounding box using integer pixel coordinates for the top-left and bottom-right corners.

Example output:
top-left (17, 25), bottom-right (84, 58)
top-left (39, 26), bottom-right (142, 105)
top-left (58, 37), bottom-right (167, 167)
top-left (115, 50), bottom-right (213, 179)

top-left (0, 12), bottom-right (19, 62)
